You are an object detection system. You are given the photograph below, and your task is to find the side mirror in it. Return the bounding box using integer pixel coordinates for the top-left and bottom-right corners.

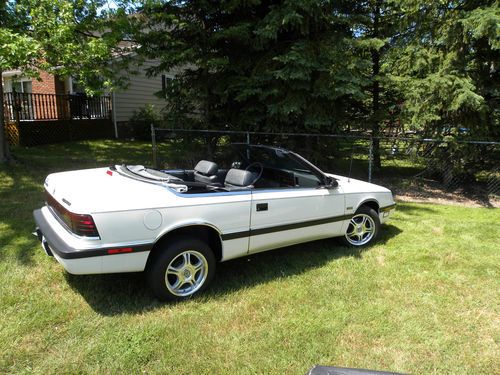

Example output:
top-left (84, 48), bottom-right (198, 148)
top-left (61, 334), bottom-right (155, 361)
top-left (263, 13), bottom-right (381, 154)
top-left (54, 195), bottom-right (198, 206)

top-left (325, 176), bottom-right (338, 188)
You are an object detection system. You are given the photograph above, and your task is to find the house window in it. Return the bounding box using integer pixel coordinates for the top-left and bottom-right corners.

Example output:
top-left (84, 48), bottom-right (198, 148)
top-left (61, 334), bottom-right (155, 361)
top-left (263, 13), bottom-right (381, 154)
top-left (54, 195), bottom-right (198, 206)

top-left (12, 79), bottom-right (32, 93)
top-left (71, 79), bottom-right (86, 94)
top-left (161, 75), bottom-right (174, 97)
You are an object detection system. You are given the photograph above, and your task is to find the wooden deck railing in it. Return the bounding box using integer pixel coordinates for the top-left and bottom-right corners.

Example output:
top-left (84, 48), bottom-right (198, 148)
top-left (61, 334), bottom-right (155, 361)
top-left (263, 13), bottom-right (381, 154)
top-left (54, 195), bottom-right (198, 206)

top-left (3, 92), bottom-right (112, 121)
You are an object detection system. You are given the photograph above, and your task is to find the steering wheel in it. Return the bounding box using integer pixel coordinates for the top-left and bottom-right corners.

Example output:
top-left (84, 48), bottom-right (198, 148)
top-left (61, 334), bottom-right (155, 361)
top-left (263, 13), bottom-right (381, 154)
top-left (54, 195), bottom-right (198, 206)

top-left (244, 162), bottom-right (264, 186)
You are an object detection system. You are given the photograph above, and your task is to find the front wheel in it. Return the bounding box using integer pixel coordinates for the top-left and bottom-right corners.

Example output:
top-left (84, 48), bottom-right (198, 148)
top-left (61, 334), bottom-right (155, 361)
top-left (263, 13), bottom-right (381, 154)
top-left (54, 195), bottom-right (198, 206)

top-left (146, 237), bottom-right (216, 301)
top-left (340, 206), bottom-right (380, 247)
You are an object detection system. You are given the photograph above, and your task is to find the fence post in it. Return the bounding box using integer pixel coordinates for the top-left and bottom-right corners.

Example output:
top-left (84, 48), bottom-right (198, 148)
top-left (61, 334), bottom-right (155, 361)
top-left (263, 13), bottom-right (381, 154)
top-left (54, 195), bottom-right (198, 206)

top-left (246, 131), bottom-right (250, 145)
top-left (12, 91), bottom-right (22, 143)
top-left (111, 92), bottom-right (118, 138)
top-left (151, 123), bottom-right (158, 168)
top-left (368, 137), bottom-right (373, 183)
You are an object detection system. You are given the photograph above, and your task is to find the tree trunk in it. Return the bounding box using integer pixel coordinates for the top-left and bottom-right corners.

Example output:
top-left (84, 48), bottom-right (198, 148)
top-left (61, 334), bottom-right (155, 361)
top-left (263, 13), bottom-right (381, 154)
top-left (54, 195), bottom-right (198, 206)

top-left (371, 1), bottom-right (382, 172)
top-left (372, 49), bottom-right (381, 172)
top-left (0, 68), bottom-right (12, 163)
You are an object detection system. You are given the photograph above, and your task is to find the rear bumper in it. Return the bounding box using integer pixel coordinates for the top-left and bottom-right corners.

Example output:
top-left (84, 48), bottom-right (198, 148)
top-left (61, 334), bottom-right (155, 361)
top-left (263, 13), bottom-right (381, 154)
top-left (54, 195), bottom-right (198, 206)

top-left (33, 208), bottom-right (152, 274)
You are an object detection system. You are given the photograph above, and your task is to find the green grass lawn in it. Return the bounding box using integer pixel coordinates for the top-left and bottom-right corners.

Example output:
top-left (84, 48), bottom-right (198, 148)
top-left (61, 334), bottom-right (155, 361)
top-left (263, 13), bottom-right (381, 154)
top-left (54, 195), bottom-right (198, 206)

top-left (1, 140), bottom-right (498, 374)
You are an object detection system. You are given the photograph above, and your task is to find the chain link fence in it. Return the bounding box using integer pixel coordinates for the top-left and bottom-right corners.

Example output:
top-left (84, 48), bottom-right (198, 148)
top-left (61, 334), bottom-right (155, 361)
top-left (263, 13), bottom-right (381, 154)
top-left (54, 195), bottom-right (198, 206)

top-left (151, 127), bottom-right (500, 199)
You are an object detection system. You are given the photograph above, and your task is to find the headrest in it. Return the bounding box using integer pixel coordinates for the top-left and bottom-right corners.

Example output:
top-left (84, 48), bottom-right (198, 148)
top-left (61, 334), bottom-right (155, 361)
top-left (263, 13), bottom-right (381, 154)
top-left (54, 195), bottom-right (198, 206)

top-left (224, 168), bottom-right (256, 187)
top-left (194, 160), bottom-right (218, 176)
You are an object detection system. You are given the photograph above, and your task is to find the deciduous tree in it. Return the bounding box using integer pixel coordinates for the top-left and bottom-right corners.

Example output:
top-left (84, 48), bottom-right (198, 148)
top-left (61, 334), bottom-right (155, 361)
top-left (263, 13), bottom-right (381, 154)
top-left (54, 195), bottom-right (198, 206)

top-left (0, 0), bottom-right (133, 163)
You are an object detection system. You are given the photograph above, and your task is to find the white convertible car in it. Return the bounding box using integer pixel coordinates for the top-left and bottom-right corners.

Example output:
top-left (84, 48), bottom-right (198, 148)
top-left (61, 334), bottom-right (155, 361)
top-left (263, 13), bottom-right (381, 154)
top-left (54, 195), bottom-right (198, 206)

top-left (34, 144), bottom-right (395, 300)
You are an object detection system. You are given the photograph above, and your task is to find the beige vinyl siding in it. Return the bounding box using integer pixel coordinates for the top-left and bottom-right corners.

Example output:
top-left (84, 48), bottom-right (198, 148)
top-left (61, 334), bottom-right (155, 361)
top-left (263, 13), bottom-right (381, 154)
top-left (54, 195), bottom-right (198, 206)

top-left (113, 59), bottom-right (171, 122)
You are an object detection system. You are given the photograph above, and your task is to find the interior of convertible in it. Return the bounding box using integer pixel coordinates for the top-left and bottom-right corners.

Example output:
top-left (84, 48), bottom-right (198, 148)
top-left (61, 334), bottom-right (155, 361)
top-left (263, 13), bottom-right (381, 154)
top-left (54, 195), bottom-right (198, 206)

top-left (120, 144), bottom-right (327, 194)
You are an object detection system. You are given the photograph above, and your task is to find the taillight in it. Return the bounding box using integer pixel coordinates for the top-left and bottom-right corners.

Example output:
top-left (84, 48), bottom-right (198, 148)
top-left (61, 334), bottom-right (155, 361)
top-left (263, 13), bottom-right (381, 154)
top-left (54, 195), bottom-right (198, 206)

top-left (70, 212), bottom-right (99, 237)
top-left (45, 191), bottom-right (100, 238)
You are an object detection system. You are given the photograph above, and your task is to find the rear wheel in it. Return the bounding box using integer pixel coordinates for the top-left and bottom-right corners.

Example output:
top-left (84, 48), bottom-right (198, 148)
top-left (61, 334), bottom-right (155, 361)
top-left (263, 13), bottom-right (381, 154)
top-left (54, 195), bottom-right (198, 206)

top-left (340, 206), bottom-right (380, 247)
top-left (147, 237), bottom-right (215, 301)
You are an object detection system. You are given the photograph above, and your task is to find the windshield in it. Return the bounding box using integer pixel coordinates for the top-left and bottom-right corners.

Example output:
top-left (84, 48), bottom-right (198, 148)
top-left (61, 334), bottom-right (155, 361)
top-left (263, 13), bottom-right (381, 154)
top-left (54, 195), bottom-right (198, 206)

top-left (214, 143), bottom-right (312, 173)
top-left (220, 144), bottom-right (323, 178)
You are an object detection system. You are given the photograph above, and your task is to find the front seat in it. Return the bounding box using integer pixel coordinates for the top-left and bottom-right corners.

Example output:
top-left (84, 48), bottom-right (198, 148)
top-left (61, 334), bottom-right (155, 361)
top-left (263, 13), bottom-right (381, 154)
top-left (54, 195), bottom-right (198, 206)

top-left (224, 168), bottom-right (257, 189)
top-left (193, 160), bottom-right (219, 184)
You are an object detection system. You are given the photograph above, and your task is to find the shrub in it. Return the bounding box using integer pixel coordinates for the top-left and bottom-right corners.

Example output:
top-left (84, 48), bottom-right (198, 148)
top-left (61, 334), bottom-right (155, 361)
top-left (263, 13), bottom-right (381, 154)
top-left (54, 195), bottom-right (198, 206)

top-left (129, 104), bottom-right (162, 140)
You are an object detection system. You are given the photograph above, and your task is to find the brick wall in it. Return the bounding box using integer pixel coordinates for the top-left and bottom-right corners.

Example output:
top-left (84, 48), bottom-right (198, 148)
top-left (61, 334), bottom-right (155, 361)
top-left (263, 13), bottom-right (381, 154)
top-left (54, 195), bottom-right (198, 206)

top-left (31, 71), bottom-right (57, 95)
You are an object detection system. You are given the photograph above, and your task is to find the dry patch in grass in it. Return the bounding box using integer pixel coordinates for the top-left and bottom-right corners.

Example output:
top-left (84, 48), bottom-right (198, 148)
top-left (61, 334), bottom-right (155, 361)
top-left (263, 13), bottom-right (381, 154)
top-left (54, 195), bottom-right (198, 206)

top-left (375, 178), bottom-right (500, 208)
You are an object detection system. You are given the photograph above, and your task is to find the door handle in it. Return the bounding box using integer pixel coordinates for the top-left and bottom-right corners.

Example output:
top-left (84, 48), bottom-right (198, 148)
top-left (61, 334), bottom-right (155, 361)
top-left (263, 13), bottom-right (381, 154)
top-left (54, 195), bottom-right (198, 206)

top-left (256, 203), bottom-right (268, 212)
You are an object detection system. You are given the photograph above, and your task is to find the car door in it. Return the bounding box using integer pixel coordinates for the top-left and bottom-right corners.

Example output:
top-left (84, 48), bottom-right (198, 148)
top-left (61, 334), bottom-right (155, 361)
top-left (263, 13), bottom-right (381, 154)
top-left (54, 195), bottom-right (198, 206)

top-left (248, 184), bottom-right (345, 254)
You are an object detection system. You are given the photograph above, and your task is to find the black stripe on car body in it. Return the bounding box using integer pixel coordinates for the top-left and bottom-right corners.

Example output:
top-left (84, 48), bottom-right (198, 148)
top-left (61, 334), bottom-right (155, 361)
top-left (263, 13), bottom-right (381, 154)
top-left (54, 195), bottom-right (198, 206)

top-left (222, 203), bottom-right (396, 241)
top-left (221, 214), bottom-right (352, 241)
top-left (380, 204), bottom-right (396, 212)
top-left (36, 203), bottom-right (396, 259)
top-left (55, 244), bottom-right (152, 259)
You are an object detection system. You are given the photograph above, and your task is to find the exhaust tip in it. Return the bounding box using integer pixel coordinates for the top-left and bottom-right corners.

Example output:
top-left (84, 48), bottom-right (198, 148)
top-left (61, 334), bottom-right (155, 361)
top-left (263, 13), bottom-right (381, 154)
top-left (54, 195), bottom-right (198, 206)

top-left (33, 228), bottom-right (53, 257)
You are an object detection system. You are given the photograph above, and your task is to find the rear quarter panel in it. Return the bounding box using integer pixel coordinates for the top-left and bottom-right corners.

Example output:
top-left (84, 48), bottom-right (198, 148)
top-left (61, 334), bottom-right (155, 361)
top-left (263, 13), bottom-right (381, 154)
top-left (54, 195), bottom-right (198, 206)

top-left (92, 191), bottom-right (252, 262)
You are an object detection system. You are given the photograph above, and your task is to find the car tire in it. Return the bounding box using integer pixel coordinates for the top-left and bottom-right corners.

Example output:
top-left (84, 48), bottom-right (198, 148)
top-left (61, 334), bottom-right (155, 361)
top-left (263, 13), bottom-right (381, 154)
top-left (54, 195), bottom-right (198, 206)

top-left (146, 236), bottom-right (216, 301)
top-left (340, 206), bottom-right (380, 247)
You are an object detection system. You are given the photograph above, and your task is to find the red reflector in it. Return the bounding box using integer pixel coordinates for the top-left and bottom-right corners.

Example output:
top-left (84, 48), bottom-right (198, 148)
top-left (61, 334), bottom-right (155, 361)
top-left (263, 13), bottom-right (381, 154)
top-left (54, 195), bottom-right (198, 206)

top-left (107, 247), bottom-right (133, 255)
top-left (106, 170), bottom-right (113, 176)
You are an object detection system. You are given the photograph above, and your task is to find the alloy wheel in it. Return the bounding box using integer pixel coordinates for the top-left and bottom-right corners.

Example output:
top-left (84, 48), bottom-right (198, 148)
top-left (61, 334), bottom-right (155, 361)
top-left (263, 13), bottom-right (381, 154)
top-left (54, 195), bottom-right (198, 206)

top-left (165, 250), bottom-right (208, 297)
top-left (345, 213), bottom-right (376, 246)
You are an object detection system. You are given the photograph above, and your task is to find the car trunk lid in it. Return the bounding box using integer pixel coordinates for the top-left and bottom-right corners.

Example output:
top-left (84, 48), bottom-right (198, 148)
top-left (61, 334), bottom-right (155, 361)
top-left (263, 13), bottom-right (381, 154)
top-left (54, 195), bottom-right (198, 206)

top-left (44, 167), bottom-right (173, 213)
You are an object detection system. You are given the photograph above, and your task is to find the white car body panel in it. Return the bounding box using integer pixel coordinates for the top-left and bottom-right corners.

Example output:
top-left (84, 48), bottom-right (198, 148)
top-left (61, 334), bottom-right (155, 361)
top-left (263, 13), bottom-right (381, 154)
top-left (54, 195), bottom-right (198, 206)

top-left (52, 251), bottom-right (104, 275)
top-left (53, 249), bottom-right (151, 275)
top-left (249, 187), bottom-right (345, 253)
top-left (34, 147), bottom-right (396, 276)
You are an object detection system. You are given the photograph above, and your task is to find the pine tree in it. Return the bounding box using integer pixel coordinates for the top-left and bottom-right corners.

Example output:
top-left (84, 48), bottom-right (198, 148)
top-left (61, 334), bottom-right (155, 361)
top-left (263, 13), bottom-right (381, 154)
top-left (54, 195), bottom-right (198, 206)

top-left (384, 0), bottom-right (499, 181)
top-left (136, 0), bottom-right (367, 135)
top-left (387, 0), bottom-right (499, 139)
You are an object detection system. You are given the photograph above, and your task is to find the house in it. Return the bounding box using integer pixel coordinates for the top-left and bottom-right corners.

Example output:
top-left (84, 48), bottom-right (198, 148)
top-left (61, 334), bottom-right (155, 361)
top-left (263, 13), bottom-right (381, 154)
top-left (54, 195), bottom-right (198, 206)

top-left (2, 68), bottom-right (110, 125)
top-left (2, 58), bottom-right (172, 138)
top-left (110, 58), bottom-right (175, 137)
top-left (2, 69), bottom-right (68, 95)
top-left (1, 68), bottom-right (111, 146)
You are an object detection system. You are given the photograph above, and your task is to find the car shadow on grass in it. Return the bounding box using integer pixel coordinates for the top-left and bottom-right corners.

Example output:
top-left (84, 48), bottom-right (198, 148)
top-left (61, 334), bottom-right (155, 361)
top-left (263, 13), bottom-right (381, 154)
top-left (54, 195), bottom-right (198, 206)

top-left (205, 224), bottom-right (402, 300)
top-left (65, 224), bottom-right (402, 316)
